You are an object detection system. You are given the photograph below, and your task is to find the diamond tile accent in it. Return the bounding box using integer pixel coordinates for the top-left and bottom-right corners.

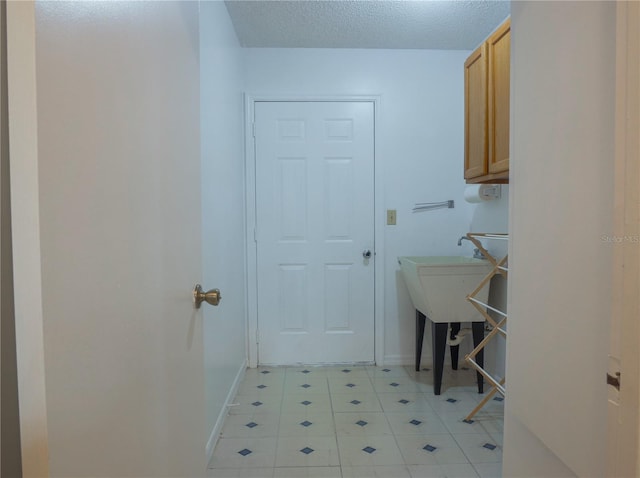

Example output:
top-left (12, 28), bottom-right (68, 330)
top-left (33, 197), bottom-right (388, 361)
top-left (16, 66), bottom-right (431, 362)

top-left (225, 365), bottom-right (505, 465)
top-left (421, 368), bottom-right (431, 371)
top-left (461, 367), bottom-right (470, 371)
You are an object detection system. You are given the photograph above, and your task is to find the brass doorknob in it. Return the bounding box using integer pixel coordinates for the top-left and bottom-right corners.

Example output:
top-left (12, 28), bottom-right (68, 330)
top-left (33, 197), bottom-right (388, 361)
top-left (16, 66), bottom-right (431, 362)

top-left (194, 284), bottom-right (221, 308)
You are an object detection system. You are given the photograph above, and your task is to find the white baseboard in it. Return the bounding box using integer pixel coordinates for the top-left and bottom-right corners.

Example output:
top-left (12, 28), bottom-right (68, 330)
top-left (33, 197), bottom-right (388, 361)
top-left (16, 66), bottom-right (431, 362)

top-left (383, 352), bottom-right (461, 368)
top-left (382, 354), bottom-right (416, 366)
top-left (205, 359), bottom-right (247, 461)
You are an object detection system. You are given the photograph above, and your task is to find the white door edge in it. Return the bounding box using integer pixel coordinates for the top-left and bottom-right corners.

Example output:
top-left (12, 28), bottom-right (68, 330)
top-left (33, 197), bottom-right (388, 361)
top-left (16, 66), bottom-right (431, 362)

top-left (244, 94), bottom-right (384, 368)
top-left (608, 1), bottom-right (640, 476)
top-left (7, 2), bottom-right (51, 476)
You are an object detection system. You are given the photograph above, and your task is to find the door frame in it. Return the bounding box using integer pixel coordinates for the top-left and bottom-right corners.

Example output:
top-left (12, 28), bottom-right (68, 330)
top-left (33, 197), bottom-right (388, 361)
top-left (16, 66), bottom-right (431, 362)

top-left (244, 94), bottom-right (384, 367)
top-left (608, 1), bottom-right (640, 476)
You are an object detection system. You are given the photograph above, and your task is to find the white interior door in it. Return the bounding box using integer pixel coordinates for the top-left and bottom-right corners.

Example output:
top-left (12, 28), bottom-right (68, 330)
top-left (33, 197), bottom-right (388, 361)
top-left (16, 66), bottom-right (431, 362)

top-left (254, 101), bottom-right (375, 364)
top-left (9, 2), bottom-right (207, 476)
top-left (505, 2), bottom-right (618, 476)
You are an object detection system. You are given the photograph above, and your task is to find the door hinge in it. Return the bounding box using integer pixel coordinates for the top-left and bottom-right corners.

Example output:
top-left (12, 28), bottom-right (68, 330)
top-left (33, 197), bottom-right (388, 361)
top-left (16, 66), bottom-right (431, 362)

top-left (253, 227), bottom-right (257, 243)
top-left (607, 372), bottom-right (621, 391)
top-left (252, 122), bottom-right (256, 137)
top-left (256, 329), bottom-right (260, 344)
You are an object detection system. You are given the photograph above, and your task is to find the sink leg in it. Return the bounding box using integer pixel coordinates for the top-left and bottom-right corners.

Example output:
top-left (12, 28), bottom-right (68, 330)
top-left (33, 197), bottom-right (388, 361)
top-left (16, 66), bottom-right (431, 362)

top-left (432, 322), bottom-right (448, 395)
top-left (449, 322), bottom-right (461, 370)
top-left (472, 322), bottom-right (485, 394)
top-left (415, 310), bottom-right (426, 371)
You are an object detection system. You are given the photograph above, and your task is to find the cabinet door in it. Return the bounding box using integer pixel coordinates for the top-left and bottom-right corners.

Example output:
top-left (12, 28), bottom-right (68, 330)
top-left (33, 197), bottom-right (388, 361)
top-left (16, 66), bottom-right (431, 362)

top-left (464, 43), bottom-right (488, 179)
top-left (488, 19), bottom-right (511, 173)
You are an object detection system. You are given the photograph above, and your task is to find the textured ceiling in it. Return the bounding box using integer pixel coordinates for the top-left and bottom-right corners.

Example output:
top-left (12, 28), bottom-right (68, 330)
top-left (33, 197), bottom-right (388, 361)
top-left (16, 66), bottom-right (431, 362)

top-left (224, 0), bottom-right (510, 50)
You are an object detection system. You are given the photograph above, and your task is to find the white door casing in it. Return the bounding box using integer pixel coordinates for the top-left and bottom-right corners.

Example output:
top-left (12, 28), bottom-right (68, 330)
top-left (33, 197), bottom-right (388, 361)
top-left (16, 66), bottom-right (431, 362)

top-left (253, 101), bottom-right (375, 364)
top-left (608, 1), bottom-right (640, 476)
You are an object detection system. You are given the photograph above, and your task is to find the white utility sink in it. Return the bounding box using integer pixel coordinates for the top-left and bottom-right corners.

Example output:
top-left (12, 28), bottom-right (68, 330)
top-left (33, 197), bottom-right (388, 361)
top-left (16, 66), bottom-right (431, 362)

top-left (398, 256), bottom-right (492, 323)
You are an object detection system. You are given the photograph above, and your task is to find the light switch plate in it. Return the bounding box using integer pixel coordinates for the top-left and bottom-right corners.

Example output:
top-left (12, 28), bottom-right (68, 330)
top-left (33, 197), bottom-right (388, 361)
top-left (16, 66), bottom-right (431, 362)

top-left (387, 209), bottom-right (397, 225)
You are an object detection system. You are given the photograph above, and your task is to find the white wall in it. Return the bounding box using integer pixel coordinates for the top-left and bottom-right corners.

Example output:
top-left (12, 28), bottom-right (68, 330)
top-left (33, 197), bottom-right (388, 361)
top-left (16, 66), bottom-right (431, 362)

top-left (244, 48), bottom-right (485, 366)
top-left (504, 1), bottom-right (615, 476)
top-left (200, 1), bottom-right (248, 453)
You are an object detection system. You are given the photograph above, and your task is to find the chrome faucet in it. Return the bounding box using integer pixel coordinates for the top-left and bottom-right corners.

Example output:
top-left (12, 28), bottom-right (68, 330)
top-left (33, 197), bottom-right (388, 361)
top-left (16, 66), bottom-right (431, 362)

top-left (458, 235), bottom-right (486, 259)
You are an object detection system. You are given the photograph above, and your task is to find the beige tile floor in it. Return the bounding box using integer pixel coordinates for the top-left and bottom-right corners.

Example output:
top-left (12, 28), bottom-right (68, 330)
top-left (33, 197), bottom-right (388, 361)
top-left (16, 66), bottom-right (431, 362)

top-left (208, 365), bottom-right (503, 478)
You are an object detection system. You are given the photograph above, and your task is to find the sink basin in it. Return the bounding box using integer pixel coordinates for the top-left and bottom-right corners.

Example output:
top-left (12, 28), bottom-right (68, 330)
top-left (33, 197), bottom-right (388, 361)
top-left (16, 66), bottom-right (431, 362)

top-left (398, 256), bottom-right (492, 323)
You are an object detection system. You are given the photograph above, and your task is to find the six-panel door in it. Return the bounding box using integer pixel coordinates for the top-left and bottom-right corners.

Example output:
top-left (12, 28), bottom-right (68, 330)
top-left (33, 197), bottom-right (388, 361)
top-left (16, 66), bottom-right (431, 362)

top-left (254, 101), bottom-right (375, 364)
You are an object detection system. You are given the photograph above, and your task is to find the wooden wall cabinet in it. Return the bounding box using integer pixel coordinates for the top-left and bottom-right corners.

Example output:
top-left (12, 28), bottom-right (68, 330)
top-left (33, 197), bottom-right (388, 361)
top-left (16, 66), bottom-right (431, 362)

top-left (464, 18), bottom-right (511, 184)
